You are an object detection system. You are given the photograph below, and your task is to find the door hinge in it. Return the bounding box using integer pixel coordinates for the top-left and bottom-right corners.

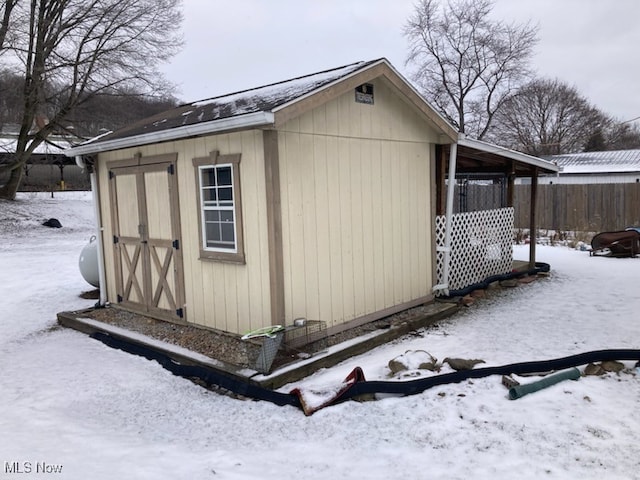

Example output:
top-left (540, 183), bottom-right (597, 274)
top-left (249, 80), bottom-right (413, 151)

top-left (109, 170), bottom-right (115, 179)
top-left (172, 239), bottom-right (180, 250)
top-left (176, 307), bottom-right (184, 318)
top-left (113, 235), bottom-right (119, 244)
top-left (167, 164), bottom-right (175, 175)
top-left (117, 294), bottom-right (123, 303)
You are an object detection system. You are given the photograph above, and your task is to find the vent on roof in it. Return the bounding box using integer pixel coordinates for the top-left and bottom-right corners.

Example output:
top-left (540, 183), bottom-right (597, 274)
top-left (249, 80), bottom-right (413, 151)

top-left (355, 83), bottom-right (374, 105)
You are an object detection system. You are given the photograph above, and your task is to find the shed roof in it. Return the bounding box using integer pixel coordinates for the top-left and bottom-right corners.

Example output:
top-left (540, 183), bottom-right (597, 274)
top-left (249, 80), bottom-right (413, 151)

top-left (108, 60), bottom-right (377, 142)
top-left (547, 150), bottom-right (640, 174)
top-left (62, 58), bottom-right (557, 177)
top-left (64, 58), bottom-right (459, 156)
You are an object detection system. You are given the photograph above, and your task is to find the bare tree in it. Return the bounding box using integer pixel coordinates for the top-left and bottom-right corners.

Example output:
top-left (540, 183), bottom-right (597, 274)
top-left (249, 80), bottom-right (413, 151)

top-left (599, 121), bottom-right (640, 151)
top-left (404, 0), bottom-right (538, 139)
top-left (0, 0), bottom-right (18, 51)
top-left (489, 78), bottom-right (610, 155)
top-left (0, 70), bottom-right (24, 125)
top-left (0, 0), bottom-right (183, 200)
top-left (64, 89), bottom-right (179, 137)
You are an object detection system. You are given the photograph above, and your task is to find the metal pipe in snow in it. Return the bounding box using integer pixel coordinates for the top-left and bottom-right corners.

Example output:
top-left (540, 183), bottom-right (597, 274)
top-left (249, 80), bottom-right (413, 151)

top-left (508, 368), bottom-right (581, 400)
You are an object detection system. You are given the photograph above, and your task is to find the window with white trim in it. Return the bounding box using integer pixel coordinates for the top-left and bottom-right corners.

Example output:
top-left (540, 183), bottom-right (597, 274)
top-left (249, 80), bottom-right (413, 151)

top-left (193, 152), bottom-right (244, 263)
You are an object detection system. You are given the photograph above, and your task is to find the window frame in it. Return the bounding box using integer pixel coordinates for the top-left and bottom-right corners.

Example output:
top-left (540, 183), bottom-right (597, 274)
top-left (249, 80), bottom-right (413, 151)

top-left (192, 151), bottom-right (244, 263)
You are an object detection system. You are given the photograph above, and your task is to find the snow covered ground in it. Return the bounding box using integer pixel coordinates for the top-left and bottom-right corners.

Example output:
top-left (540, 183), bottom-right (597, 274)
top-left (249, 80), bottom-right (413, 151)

top-left (1, 192), bottom-right (639, 479)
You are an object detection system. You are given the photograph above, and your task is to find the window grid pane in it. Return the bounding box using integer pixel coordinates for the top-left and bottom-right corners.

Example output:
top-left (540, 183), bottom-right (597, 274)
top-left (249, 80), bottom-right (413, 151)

top-left (199, 164), bottom-right (236, 251)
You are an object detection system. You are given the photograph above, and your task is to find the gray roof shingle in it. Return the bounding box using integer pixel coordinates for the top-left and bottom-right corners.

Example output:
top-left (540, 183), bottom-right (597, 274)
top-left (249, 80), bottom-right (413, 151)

top-left (97, 60), bottom-right (381, 143)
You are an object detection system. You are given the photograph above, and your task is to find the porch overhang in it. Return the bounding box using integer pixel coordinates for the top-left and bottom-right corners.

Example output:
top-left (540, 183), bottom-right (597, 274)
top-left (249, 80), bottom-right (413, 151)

top-left (447, 135), bottom-right (559, 177)
top-left (434, 135), bottom-right (558, 294)
top-left (436, 135), bottom-right (559, 216)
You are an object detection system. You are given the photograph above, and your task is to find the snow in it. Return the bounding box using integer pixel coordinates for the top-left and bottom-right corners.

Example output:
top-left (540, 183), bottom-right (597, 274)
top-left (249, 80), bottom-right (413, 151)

top-left (550, 149), bottom-right (640, 174)
top-left (561, 165), bottom-right (639, 174)
top-left (189, 61), bottom-right (368, 116)
top-left (1, 192), bottom-right (640, 479)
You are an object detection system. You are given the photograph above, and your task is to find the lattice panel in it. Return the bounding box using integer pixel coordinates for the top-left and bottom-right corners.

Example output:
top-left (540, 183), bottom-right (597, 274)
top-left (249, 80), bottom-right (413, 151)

top-left (435, 207), bottom-right (514, 295)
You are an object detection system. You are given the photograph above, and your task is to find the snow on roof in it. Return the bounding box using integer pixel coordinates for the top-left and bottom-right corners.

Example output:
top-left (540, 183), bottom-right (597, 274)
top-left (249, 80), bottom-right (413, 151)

top-left (95, 60), bottom-right (381, 144)
top-left (190, 61), bottom-right (370, 111)
top-left (549, 150), bottom-right (640, 174)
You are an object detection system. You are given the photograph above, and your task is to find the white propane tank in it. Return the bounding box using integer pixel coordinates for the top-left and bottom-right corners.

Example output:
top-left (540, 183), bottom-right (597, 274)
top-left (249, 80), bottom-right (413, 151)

top-left (79, 235), bottom-right (100, 288)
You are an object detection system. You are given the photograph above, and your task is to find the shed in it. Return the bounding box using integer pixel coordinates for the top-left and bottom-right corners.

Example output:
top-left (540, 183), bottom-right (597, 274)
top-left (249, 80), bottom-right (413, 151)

top-left (539, 149), bottom-right (640, 184)
top-left (65, 58), bottom-right (558, 338)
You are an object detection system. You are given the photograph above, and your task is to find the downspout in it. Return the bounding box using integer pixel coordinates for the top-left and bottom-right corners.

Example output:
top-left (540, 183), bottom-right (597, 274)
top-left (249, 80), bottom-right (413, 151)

top-left (433, 140), bottom-right (458, 296)
top-left (76, 155), bottom-right (107, 306)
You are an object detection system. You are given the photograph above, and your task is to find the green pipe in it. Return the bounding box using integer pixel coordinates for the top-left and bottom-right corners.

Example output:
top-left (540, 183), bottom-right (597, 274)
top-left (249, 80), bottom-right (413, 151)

top-left (509, 368), bottom-right (581, 400)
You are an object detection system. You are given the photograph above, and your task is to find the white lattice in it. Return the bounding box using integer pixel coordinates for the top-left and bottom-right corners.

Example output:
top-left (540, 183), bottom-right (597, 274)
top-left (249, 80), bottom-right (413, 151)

top-left (435, 207), bottom-right (514, 295)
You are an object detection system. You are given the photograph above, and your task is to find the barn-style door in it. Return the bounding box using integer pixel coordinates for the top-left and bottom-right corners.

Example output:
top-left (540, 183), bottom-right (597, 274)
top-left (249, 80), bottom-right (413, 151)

top-left (108, 153), bottom-right (186, 322)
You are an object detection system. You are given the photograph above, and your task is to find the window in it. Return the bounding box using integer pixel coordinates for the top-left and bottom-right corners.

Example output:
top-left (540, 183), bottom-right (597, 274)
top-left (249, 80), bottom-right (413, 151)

top-left (193, 151), bottom-right (244, 263)
top-left (200, 164), bottom-right (235, 249)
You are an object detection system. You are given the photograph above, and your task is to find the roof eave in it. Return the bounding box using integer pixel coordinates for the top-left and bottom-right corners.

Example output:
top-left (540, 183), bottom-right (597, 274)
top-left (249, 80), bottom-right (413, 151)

top-left (458, 135), bottom-right (560, 174)
top-left (64, 111), bottom-right (275, 157)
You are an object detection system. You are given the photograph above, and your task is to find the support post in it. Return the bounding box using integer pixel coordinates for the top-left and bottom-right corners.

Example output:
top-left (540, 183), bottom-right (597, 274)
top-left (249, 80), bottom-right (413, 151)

top-left (433, 141), bottom-right (458, 295)
top-left (529, 168), bottom-right (538, 268)
top-left (506, 161), bottom-right (515, 207)
top-left (435, 144), bottom-right (446, 215)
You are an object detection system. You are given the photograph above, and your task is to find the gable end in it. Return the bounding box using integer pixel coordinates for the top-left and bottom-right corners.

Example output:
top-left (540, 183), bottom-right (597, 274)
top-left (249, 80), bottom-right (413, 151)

top-left (273, 61), bottom-right (457, 143)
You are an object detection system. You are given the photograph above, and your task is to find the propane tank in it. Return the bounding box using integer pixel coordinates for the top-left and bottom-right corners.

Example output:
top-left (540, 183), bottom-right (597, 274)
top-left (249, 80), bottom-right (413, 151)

top-left (79, 235), bottom-right (100, 288)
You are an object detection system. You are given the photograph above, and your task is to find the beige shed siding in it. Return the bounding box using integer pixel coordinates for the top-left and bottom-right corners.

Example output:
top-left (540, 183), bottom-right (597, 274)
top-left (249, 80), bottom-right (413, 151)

top-left (279, 78), bottom-right (438, 328)
top-left (96, 130), bottom-right (271, 335)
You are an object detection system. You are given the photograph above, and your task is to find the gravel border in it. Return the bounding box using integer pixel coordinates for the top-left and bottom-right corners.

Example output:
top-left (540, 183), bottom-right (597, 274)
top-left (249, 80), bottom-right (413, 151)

top-left (79, 303), bottom-right (446, 371)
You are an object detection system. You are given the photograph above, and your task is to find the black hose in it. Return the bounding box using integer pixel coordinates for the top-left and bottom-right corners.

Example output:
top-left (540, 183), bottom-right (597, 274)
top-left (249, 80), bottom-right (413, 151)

top-left (444, 262), bottom-right (550, 298)
top-left (91, 332), bottom-right (301, 408)
top-left (345, 349), bottom-right (640, 397)
top-left (90, 331), bottom-right (640, 414)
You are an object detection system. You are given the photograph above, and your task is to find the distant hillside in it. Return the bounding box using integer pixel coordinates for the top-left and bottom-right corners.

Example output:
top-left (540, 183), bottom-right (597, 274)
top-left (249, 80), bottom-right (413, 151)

top-left (0, 70), bottom-right (178, 139)
top-left (63, 94), bottom-right (179, 138)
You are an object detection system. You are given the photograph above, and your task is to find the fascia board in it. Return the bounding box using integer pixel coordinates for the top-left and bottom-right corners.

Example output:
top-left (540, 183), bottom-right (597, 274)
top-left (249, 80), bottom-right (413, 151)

top-left (64, 112), bottom-right (275, 157)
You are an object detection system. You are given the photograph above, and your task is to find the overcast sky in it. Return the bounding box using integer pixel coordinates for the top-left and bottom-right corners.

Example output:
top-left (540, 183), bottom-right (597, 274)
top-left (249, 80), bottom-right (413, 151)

top-left (161, 0), bottom-right (640, 124)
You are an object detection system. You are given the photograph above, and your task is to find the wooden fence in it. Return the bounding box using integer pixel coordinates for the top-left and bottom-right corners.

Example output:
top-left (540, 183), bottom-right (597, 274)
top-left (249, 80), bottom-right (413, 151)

top-left (514, 183), bottom-right (640, 232)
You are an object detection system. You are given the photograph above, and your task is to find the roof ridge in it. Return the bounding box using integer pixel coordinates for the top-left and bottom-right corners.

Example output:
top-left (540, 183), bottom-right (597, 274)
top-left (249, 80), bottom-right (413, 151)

top-left (183, 59), bottom-right (380, 106)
